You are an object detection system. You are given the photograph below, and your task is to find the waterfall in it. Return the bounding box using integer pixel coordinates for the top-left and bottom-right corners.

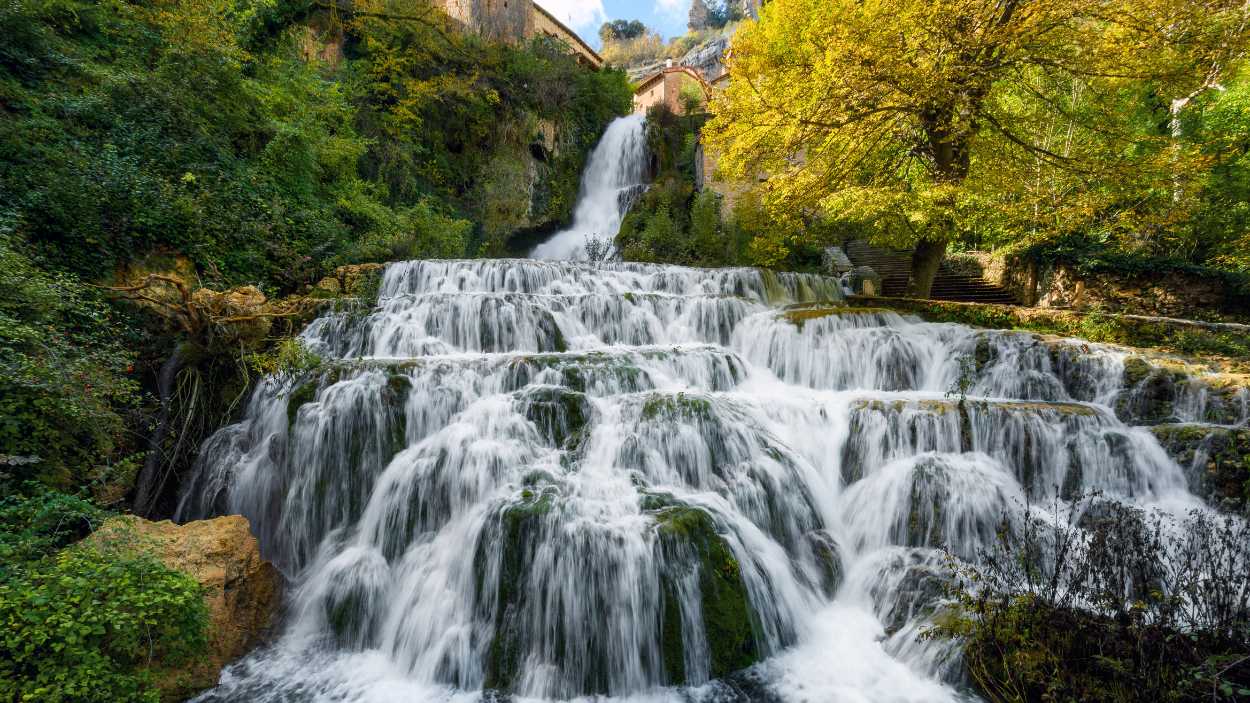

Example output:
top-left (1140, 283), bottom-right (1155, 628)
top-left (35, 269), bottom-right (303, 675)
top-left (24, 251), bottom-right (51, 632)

top-left (529, 114), bottom-right (648, 261)
top-left (177, 253), bottom-right (1238, 701)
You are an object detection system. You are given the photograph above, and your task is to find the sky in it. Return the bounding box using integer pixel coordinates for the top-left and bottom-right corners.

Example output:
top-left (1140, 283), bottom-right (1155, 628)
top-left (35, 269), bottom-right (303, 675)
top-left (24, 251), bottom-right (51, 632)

top-left (534, 0), bottom-right (690, 48)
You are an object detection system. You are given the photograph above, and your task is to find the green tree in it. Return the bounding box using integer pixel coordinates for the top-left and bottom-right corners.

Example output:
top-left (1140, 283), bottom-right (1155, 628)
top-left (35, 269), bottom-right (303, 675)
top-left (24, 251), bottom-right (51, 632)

top-left (706, 0), bottom-right (1250, 296)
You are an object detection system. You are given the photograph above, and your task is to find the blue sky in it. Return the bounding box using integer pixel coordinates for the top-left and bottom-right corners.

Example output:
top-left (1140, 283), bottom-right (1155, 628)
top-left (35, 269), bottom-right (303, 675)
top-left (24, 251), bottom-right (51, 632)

top-left (535, 0), bottom-right (690, 48)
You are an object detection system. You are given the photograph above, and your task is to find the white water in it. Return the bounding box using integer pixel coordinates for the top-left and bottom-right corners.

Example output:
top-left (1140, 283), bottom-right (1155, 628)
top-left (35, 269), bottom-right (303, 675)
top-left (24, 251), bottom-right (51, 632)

top-left (176, 118), bottom-right (1241, 702)
top-left (529, 115), bottom-right (648, 261)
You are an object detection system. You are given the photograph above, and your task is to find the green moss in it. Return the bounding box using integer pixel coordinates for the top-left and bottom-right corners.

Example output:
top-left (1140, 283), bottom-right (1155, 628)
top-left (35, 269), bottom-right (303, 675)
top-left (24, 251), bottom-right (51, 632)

top-left (519, 387), bottom-right (591, 449)
top-left (653, 506), bottom-right (759, 679)
top-left (552, 325), bottom-right (569, 353)
top-left (660, 582), bottom-right (686, 684)
top-left (641, 393), bottom-right (714, 421)
top-left (287, 380), bottom-right (318, 426)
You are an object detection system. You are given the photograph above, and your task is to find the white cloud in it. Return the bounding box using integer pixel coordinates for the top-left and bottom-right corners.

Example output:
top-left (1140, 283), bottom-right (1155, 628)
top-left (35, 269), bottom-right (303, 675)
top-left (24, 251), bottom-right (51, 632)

top-left (654, 0), bottom-right (686, 23)
top-left (534, 0), bottom-right (608, 33)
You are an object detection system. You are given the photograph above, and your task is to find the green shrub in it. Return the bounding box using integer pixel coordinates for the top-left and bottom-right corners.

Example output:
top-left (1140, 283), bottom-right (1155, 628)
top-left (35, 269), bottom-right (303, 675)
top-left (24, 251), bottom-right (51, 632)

top-left (0, 486), bottom-right (209, 703)
top-left (0, 231), bottom-right (138, 488)
top-left (0, 545), bottom-right (208, 703)
top-left (0, 485), bottom-right (105, 569)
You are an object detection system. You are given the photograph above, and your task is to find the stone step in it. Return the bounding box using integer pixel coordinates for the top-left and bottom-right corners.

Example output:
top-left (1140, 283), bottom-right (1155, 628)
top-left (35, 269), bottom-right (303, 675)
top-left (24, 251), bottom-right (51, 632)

top-left (844, 240), bottom-right (1018, 304)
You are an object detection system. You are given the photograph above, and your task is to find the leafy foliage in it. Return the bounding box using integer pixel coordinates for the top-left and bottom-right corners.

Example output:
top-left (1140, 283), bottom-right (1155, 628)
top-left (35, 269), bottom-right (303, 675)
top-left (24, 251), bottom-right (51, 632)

top-left (705, 0), bottom-right (1250, 291)
top-left (0, 486), bottom-right (209, 703)
top-left (0, 544), bottom-right (208, 703)
top-left (0, 485), bottom-right (105, 570)
top-left (0, 230), bottom-right (139, 488)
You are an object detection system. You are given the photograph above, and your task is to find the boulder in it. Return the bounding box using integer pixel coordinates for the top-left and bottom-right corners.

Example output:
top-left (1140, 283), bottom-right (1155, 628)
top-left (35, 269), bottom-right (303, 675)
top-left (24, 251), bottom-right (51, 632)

top-left (87, 515), bottom-right (281, 702)
top-left (313, 262), bottom-right (386, 300)
top-left (848, 265), bottom-right (883, 297)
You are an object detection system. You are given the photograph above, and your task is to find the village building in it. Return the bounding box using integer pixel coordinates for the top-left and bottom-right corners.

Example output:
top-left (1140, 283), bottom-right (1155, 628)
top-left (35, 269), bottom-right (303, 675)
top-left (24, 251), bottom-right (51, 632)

top-left (632, 64), bottom-right (712, 114)
top-left (438, 0), bottom-right (604, 68)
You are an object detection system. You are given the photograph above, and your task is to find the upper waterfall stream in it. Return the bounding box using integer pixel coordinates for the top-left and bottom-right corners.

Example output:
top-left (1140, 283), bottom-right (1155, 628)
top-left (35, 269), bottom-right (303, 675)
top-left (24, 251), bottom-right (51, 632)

top-left (529, 114), bottom-right (648, 261)
top-left (177, 118), bottom-right (1243, 703)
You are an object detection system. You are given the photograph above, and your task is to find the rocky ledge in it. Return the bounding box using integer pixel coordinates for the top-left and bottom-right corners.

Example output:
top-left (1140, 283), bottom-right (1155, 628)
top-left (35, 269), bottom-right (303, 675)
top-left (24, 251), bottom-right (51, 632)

top-left (87, 515), bottom-right (281, 702)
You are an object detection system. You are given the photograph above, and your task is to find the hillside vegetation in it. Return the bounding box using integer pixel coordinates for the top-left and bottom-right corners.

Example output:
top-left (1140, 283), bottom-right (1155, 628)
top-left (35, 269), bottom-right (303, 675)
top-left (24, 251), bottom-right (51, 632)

top-left (0, 0), bottom-right (630, 496)
top-left (0, 5), bottom-right (628, 694)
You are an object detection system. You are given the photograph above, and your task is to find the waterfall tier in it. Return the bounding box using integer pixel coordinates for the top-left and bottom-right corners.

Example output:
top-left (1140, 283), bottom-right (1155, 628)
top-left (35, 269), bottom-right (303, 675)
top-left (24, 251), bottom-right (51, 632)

top-left (180, 260), bottom-right (1240, 702)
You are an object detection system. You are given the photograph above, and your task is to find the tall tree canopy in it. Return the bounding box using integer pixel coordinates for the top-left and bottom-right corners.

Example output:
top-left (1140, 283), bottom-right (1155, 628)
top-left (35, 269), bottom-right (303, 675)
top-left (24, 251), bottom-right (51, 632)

top-left (705, 0), bottom-right (1250, 295)
top-left (599, 19), bottom-right (648, 44)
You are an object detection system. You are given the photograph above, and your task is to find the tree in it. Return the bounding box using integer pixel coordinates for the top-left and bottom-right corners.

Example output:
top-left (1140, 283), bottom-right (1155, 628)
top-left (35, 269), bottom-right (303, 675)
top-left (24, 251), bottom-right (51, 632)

top-left (599, 19), bottom-right (647, 44)
top-left (688, 0), bottom-right (711, 32)
top-left (705, 0), bottom-right (1250, 296)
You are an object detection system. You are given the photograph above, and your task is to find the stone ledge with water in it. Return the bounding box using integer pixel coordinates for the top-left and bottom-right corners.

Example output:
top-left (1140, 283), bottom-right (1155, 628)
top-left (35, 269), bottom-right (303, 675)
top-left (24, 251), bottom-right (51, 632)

top-left (174, 254), bottom-right (1248, 703)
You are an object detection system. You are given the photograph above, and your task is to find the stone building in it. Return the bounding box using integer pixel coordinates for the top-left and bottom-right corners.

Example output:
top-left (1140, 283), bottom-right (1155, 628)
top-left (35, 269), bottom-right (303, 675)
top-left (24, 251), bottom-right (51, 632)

top-left (632, 65), bottom-right (710, 115)
top-left (437, 0), bottom-right (603, 68)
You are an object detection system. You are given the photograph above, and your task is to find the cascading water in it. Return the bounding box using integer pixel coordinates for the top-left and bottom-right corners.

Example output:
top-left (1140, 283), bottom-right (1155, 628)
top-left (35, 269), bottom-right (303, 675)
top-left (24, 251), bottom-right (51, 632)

top-left (178, 255), bottom-right (1240, 701)
top-left (529, 114), bottom-right (648, 261)
top-left (178, 118), bottom-right (1243, 701)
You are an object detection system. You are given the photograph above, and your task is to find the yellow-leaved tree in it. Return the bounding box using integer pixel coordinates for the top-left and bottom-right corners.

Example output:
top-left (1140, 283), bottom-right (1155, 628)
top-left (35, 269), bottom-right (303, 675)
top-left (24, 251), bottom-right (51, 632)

top-left (704, 0), bottom-right (1249, 295)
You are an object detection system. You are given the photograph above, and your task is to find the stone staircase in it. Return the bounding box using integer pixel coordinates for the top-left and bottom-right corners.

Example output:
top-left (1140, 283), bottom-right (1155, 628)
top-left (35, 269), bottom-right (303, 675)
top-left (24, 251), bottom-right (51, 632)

top-left (843, 240), bottom-right (1018, 304)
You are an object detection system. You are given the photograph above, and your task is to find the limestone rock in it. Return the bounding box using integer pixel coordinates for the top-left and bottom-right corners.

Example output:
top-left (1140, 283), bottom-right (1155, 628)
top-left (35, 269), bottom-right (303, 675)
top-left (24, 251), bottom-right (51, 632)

top-left (313, 262), bottom-right (386, 299)
top-left (87, 515), bottom-right (282, 702)
top-left (191, 285), bottom-right (272, 347)
top-left (848, 266), bottom-right (883, 297)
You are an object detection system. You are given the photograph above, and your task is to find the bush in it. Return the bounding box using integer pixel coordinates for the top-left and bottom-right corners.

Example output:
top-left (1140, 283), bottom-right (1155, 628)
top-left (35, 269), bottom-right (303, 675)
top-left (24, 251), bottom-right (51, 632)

top-left (0, 545), bottom-right (208, 703)
top-left (0, 231), bottom-right (138, 488)
top-left (0, 486), bottom-right (209, 702)
top-left (930, 498), bottom-right (1250, 702)
top-left (0, 484), bottom-right (105, 569)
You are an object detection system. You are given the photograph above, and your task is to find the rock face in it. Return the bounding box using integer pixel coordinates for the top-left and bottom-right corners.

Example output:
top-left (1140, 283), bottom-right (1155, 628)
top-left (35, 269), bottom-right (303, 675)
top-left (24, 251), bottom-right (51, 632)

top-left (1151, 425), bottom-right (1250, 512)
top-left (88, 515), bottom-right (282, 702)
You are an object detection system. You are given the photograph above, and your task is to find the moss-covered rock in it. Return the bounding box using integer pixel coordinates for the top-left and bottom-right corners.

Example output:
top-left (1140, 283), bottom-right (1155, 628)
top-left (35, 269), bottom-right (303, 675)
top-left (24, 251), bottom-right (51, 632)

top-left (652, 506), bottom-right (760, 681)
top-left (517, 386), bottom-right (591, 449)
top-left (641, 392), bottom-right (714, 421)
top-left (806, 530), bottom-right (843, 597)
top-left (479, 487), bottom-right (560, 692)
top-left (1151, 425), bottom-right (1250, 512)
top-left (286, 380), bottom-right (318, 426)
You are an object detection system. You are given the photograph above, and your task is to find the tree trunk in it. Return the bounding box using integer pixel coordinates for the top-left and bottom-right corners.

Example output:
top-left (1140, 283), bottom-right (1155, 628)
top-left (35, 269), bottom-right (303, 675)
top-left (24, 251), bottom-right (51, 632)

top-left (132, 345), bottom-right (188, 518)
top-left (906, 238), bottom-right (948, 298)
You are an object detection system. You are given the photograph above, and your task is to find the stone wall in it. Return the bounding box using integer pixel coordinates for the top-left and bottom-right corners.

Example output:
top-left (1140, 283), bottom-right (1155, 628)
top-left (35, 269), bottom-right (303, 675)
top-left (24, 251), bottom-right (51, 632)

top-left (439, 0), bottom-right (529, 42)
top-left (438, 0), bottom-right (603, 68)
top-left (969, 252), bottom-right (1246, 321)
top-left (530, 3), bottom-right (604, 68)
